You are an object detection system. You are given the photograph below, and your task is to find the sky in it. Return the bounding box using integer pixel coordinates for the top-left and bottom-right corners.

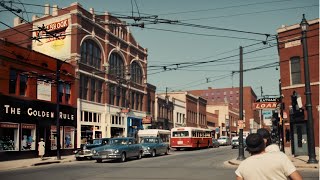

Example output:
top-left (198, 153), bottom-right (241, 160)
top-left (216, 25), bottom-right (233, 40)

top-left (0, 0), bottom-right (319, 97)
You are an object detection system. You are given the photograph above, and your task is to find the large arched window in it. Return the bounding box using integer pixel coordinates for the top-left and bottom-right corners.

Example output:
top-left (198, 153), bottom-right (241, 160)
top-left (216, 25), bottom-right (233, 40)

top-left (80, 39), bottom-right (102, 69)
top-left (109, 53), bottom-right (125, 77)
top-left (131, 61), bottom-right (142, 84)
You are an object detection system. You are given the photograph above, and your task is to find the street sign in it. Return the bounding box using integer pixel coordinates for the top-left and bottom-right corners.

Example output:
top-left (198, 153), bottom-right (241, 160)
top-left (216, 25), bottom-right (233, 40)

top-left (256, 98), bottom-right (280, 102)
top-left (253, 102), bottom-right (278, 109)
top-left (238, 120), bottom-right (244, 129)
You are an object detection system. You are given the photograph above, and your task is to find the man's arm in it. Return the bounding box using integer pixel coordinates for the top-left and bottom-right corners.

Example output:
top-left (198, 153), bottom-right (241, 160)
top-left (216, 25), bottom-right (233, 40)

top-left (288, 171), bottom-right (302, 180)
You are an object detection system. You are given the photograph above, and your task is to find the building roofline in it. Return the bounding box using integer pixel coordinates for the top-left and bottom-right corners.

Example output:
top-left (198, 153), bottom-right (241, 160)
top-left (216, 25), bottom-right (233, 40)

top-left (277, 18), bottom-right (319, 33)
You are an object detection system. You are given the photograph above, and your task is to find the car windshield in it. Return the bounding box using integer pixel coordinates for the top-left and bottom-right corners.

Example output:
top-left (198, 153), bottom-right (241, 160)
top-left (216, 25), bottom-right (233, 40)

top-left (141, 138), bottom-right (158, 143)
top-left (219, 137), bottom-right (227, 140)
top-left (173, 131), bottom-right (189, 137)
top-left (110, 139), bottom-right (127, 145)
top-left (232, 139), bottom-right (239, 142)
top-left (92, 139), bottom-right (102, 145)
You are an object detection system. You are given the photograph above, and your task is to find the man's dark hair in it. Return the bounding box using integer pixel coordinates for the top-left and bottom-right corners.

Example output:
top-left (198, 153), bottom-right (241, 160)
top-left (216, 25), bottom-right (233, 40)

top-left (257, 128), bottom-right (272, 146)
top-left (245, 133), bottom-right (265, 155)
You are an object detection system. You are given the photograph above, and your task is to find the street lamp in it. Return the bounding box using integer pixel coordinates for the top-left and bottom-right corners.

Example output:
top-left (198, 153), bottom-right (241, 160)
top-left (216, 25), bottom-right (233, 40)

top-left (300, 14), bottom-right (318, 164)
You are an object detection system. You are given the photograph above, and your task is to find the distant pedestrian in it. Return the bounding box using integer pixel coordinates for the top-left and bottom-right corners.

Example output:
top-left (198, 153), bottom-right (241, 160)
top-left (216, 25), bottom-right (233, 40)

top-left (257, 128), bottom-right (280, 152)
top-left (38, 138), bottom-right (45, 160)
top-left (235, 133), bottom-right (302, 180)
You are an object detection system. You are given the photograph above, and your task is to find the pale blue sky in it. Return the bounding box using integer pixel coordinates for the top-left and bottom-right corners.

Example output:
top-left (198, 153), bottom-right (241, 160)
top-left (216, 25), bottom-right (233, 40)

top-left (1, 0), bottom-right (319, 97)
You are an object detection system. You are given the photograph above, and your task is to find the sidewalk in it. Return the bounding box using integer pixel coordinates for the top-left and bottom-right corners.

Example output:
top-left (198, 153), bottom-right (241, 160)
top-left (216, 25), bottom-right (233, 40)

top-left (228, 155), bottom-right (319, 169)
top-left (0, 155), bottom-right (76, 172)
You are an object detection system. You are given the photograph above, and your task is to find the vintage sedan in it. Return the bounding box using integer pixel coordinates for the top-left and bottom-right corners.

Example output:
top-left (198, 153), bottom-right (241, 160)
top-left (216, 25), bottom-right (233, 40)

top-left (212, 138), bottom-right (220, 148)
top-left (75, 138), bottom-right (110, 160)
top-left (92, 137), bottom-right (143, 163)
top-left (140, 137), bottom-right (170, 157)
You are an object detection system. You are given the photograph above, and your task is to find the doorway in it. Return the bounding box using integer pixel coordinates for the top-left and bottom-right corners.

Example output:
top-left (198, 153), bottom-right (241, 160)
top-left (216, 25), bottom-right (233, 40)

top-left (293, 123), bottom-right (308, 156)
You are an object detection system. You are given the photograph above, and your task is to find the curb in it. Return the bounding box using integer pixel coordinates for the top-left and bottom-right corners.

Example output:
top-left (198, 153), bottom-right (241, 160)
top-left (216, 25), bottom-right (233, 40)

top-left (228, 160), bottom-right (240, 166)
top-left (33, 161), bottom-right (60, 166)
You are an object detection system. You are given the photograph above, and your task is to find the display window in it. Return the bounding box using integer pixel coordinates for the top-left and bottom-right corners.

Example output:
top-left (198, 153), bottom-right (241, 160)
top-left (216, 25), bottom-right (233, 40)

top-left (21, 124), bottom-right (36, 151)
top-left (50, 126), bottom-right (63, 150)
top-left (63, 126), bottom-right (74, 149)
top-left (0, 123), bottom-right (19, 151)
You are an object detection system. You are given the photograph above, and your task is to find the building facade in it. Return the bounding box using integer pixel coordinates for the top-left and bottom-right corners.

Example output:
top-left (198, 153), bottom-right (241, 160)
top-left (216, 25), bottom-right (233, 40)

top-left (154, 95), bottom-right (174, 130)
top-left (189, 87), bottom-right (259, 135)
top-left (172, 97), bottom-right (186, 128)
top-left (277, 18), bottom-right (319, 155)
top-left (0, 40), bottom-right (77, 160)
top-left (161, 92), bottom-right (207, 129)
top-left (0, 2), bottom-right (156, 148)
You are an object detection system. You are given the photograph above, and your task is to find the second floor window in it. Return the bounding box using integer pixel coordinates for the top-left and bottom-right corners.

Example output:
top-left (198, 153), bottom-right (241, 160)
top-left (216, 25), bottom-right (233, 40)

top-left (9, 69), bottom-right (28, 96)
top-left (290, 57), bottom-right (301, 85)
top-left (131, 61), bottom-right (142, 84)
top-left (80, 40), bottom-right (102, 69)
top-left (109, 53), bottom-right (124, 77)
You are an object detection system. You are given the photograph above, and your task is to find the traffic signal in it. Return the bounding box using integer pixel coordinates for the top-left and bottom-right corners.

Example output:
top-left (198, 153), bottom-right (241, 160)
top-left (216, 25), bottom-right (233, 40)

top-left (290, 91), bottom-right (305, 122)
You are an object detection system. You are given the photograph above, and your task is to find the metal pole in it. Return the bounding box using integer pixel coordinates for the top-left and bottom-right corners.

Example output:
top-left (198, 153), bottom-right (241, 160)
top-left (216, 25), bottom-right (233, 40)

top-left (260, 86), bottom-right (263, 128)
top-left (237, 46), bottom-right (245, 160)
top-left (279, 79), bottom-right (285, 153)
top-left (301, 14), bottom-right (318, 164)
top-left (56, 60), bottom-right (61, 160)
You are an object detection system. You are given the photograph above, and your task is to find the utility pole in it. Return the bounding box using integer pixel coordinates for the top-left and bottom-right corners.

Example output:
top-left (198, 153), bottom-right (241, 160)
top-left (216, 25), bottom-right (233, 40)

top-left (260, 86), bottom-right (263, 128)
top-left (279, 79), bottom-right (285, 153)
top-left (237, 46), bottom-right (245, 160)
top-left (56, 60), bottom-right (61, 160)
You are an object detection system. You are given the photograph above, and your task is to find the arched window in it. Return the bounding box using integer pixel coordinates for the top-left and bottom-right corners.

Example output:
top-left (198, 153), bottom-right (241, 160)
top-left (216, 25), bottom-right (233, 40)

top-left (109, 53), bottom-right (124, 77)
top-left (80, 39), bottom-right (101, 69)
top-left (131, 61), bottom-right (142, 84)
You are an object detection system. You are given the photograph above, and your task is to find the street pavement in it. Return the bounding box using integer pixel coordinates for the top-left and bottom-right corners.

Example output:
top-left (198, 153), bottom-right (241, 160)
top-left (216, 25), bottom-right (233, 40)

top-left (0, 146), bottom-right (318, 180)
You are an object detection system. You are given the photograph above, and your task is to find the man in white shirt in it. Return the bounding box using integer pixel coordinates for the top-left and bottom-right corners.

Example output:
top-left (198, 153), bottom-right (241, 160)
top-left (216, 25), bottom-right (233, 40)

top-left (235, 133), bottom-right (302, 180)
top-left (257, 128), bottom-right (280, 152)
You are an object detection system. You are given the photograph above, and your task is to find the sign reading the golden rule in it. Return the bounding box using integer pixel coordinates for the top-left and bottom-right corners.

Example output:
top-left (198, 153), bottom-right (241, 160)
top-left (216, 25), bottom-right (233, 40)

top-left (32, 14), bottom-right (71, 59)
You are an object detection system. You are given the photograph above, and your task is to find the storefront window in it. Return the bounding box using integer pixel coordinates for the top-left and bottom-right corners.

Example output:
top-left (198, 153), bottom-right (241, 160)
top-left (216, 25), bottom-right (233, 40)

top-left (50, 126), bottom-right (63, 150)
top-left (64, 126), bottom-right (74, 149)
top-left (0, 123), bottom-right (19, 151)
top-left (81, 125), bottom-right (93, 145)
top-left (21, 124), bottom-right (36, 151)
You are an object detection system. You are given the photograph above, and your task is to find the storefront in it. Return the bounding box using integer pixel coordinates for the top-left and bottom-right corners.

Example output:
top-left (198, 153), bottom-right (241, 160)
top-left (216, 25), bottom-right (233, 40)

top-left (0, 94), bottom-right (77, 161)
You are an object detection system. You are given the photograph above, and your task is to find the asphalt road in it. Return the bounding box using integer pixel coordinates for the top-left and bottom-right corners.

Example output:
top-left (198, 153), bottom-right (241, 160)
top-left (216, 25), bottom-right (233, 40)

top-left (0, 146), bottom-right (318, 180)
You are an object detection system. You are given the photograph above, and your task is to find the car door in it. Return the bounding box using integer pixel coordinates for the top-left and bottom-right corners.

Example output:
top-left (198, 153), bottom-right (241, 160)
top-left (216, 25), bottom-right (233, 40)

top-left (128, 138), bottom-right (135, 157)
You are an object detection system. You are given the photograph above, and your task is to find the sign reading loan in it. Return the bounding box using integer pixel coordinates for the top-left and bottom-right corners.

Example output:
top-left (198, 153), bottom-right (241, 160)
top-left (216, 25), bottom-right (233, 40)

top-left (253, 98), bottom-right (279, 110)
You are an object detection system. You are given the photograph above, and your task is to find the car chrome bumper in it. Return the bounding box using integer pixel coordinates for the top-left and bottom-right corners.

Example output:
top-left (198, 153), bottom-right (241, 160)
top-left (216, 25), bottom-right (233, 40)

top-left (92, 154), bottom-right (122, 159)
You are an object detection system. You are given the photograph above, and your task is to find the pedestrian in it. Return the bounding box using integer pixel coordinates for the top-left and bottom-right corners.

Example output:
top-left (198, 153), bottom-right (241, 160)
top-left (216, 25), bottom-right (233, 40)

top-left (38, 138), bottom-right (45, 160)
top-left (257, 128), bottom-right (280, 152)
top-left (235, 133), bottom-right (302, 180)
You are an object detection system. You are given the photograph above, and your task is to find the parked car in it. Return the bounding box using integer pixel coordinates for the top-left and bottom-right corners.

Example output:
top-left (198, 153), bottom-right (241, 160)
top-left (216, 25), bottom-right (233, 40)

top-left (231, 136), bottom-right (246, 149)
top-left (217, 136), bottom-right (231, 146)
top-left (212, 138), bottom-right (220, 148)
top-left (75, 138), bottom-right (110, 160)
top-left (92, 137), bottom-right (143, 163)
top-left (140, 137), bottom-right (170, 157)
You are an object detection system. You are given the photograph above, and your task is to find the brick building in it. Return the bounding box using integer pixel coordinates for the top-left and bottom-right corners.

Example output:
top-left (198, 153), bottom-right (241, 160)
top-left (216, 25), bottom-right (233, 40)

top-left (0, 2), bottom-right (156, 147)
top-left (277, 18), bottom-right (319, 155)
top-left (189, 87), bottom-right (260, 135)
top-left (159, 92), bottom-right (207, 129)
top-left (0, 40), bottom-right (77, 160)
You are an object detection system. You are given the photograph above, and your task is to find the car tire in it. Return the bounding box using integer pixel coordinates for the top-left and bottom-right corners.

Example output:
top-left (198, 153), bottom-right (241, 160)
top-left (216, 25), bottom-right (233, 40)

top-left (76, 157), bottom-right (82, 161)
top-left (137, 151), bottom-right (142, 159)
top-left (165, 148), bottom-right (169, 155)
top-left (120, 152), bottom-right (126, 162)
top-left (96, 159), bottom-right (102, 163)
top-left (151, 150), bottom-right (156, 157)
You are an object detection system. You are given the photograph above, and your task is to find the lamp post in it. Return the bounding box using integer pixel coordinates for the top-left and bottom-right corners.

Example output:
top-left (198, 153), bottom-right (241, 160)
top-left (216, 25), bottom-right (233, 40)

top-left (300, 14), bottom-right (318, 164)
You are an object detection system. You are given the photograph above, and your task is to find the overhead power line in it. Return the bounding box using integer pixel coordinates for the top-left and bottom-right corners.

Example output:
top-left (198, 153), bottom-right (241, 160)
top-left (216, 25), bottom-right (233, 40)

top-left (156, 0), bottom-right (294, 16)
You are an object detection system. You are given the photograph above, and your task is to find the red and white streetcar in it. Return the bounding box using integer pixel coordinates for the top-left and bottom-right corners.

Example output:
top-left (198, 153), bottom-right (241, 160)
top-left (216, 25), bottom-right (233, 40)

top-left (170, 127), bottom-right (213, 150)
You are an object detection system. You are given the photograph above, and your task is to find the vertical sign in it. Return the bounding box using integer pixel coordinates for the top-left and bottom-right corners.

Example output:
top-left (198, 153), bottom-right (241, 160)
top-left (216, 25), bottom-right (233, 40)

top-left (37, 80), bottom-right (51, 101)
